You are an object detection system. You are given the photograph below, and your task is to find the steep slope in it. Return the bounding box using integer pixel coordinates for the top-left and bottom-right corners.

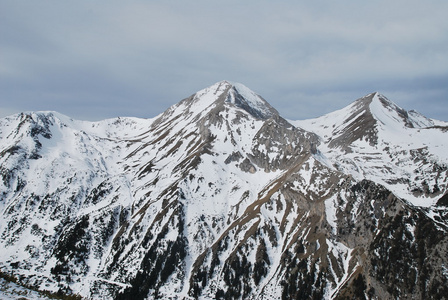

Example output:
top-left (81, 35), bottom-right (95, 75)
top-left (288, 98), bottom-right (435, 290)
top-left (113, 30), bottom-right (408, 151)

top-left (103, 81), bottom-right (321, 298)
top-left (0, 83), bottom-right (447, 299)
top-left (293, 92), bottom-right (448, 207)
top-left (0, 111), bottom-right (154, 296)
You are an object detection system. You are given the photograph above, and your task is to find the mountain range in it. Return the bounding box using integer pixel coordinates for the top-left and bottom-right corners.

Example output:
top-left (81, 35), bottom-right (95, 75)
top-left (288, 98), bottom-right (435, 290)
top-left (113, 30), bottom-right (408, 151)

top-left (0, 81), bottom-right (447, 299)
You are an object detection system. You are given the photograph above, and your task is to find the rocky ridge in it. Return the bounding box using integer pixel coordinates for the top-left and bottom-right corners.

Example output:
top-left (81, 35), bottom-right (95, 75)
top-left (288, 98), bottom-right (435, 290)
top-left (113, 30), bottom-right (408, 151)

top-left (0, 81), bottom-right (447, 299)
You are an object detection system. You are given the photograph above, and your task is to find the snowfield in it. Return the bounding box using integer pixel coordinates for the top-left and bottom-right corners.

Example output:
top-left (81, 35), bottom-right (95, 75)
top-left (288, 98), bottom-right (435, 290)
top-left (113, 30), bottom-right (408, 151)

top-left (0, 82), bottom-right (447, 299)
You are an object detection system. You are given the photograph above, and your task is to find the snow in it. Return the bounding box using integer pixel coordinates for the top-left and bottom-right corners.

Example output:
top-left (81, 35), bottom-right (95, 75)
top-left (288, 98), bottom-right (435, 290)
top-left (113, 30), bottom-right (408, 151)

top-left (369, 93), bottom-right (406, 130)
top-left (0, 83), bottom-right (447, 299)
top-left (326, 239), bottom-right (356, 299)
top-left (292, 92), bottom-right (448, 208)
top-left (442, 265), bottom-right (448, 279)
top-left (230, 82), bottom-right (275, 117)
top-left (325, 195), bottom-right (339, 232)
top-left (189, 81), bottom-right (229, 112)
top-left (0, 278), bottom-right (54, 299)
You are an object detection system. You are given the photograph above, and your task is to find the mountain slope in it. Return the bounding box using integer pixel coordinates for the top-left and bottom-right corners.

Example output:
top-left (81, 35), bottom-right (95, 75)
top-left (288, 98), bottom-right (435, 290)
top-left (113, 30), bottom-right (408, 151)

top-left (0, 82), bottom-right (447, 299)
top-left (293, 92), bottom-right (448, 207)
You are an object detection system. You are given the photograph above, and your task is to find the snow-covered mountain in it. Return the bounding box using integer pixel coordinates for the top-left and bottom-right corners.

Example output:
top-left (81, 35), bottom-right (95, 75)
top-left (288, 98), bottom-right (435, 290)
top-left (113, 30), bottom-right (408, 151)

top-left (293, 92), bottom-right (448, 206)
top-left (1, 81), bottom-right (447, 299)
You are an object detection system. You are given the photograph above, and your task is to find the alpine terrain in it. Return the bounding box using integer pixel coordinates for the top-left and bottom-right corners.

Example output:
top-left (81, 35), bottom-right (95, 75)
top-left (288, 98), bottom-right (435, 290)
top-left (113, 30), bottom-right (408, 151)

top-left (0, 81), bottom-right (447, 299)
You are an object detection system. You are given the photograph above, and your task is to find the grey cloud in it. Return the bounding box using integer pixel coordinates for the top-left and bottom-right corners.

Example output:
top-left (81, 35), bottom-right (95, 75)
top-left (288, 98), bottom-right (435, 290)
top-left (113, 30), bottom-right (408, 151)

top-left (1, 1), bottom-right (447, 121)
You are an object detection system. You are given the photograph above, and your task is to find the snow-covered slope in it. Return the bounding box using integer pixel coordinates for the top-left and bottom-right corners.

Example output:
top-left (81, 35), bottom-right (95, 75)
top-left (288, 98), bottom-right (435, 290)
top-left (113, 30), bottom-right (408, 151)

top-left (293, 92), bottom-right (448, 207)
top-left (1, 82), bottom-right (448, 299)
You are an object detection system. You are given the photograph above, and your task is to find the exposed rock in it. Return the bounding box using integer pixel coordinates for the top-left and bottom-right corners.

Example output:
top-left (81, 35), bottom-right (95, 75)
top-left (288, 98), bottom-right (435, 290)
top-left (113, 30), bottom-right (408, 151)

top-left (0, 81), bottom-right (447, 299)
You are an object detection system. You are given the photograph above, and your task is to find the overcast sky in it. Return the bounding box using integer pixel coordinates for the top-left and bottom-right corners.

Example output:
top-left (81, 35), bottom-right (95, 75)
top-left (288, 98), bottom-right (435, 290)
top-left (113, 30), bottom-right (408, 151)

top-left (1, 1), bottom-right (447, 121)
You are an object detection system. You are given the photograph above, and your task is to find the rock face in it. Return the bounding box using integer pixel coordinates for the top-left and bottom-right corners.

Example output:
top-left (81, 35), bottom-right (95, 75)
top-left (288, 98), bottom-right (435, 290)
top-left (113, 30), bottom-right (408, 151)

top-left (0, 81), bottom-right (447, 299)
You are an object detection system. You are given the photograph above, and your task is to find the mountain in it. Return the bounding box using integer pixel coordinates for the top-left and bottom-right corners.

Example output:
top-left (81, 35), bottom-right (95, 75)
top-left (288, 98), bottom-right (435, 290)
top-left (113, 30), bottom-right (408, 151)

top-left (1, 81), bottom-right (448, 299)
top-left (293, 92), bottom-right (448, 207)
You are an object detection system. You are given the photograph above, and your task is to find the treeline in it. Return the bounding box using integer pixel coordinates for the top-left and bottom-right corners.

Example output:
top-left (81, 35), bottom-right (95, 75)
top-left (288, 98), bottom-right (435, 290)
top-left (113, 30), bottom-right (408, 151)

top-left (0, 270), bottom-right (83, 300)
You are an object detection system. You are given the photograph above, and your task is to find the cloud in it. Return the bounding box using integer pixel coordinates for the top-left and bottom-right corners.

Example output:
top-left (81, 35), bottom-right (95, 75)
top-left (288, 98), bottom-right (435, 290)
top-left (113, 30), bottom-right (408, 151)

top-left (1, 1), bottom-right (447, 121)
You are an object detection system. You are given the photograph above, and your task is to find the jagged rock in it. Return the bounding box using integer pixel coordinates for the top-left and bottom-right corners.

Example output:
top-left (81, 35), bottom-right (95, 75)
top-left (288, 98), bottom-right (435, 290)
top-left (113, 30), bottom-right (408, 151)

top-left (0, 81), bottom-right (447, 299)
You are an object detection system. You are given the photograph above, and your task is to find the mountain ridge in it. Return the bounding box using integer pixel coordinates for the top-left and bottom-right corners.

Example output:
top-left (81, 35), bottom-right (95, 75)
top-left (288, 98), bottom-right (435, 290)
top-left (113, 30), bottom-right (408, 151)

top-left (293, 90), bottom-right (447, 207)
top-left (1, 81), bottom-right (448, 299)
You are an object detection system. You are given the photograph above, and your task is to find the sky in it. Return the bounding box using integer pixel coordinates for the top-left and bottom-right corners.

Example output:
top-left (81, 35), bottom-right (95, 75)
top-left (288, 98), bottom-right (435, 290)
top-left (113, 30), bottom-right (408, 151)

top-left (1, 1), bottom-right (447, 121)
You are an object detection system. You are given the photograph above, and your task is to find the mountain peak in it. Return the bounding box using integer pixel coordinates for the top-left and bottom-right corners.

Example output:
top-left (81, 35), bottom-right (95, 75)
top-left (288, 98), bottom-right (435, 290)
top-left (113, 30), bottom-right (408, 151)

top-left (342, 92), bottom-right (433, 130)
top-left (351, 91), bottom-right (391, 109)
top-left (158, 81), bottom-right (278, 125)
top-left (225, 82), bottom-right (279, 120)
top-left (368, 92), bottom-right (433, 129)
top-left (203, 80), bottom-right (279, 119)
top-left (1, 83), bottom-right (448, 300)
top-left (294, 91), bottom-right (435, 152)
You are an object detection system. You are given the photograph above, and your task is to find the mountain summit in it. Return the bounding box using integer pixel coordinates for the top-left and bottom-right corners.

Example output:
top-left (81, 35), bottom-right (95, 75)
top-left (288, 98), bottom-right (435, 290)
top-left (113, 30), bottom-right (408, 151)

top-left (1, 82), bottom-right (448, 299)
top-left (295, 92), bottom-right (434, 151)
top-left (294, 91), bottom-right (448, 206)
top-left (223, 81), bottom-right (279, 120)
top-left (359, 92), bottom-right (434, 129)
top-left (159, 81), bottom-right (279, 123)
